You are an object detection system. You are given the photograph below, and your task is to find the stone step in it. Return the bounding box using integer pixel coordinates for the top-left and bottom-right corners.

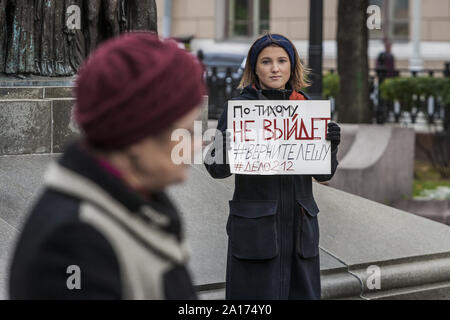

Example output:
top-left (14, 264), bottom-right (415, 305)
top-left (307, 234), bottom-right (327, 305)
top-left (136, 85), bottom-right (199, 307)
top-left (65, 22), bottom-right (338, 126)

top-left (329, 124), bottom-right (415, 204)
top-left (0, 76), bottom-right (75, 88)
top-left (0, 87), bottom-right (74, 100)
top-left (392, 199), bottom-right (450, 225)
top-left (0, 94), bottom-right (209, 156)
top-left (3, 156), bottom-right (450, 299)
top-left (0, 98), bottom-right (79, 155)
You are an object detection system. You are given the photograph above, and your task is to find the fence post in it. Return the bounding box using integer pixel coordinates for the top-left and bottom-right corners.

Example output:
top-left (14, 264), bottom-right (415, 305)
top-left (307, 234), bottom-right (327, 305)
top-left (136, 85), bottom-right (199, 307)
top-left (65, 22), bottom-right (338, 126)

top-left (394, 100), bottom-right (401, 123)
top-left (427, 96), bottom-right (435, 125)
top-left (225, 67), bottom-right (233, 98)
top-left (209, 67), bottom-right (219, 119)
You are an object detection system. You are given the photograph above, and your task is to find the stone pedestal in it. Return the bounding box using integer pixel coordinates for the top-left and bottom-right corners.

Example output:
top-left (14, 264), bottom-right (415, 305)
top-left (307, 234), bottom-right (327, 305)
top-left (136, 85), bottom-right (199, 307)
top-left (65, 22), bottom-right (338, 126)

top-left (329, 124), bottom-right (415, 204)
top-left (0, 86), bottom-right (78, 155)
top-left (1, 85), bottom-right (208, 155)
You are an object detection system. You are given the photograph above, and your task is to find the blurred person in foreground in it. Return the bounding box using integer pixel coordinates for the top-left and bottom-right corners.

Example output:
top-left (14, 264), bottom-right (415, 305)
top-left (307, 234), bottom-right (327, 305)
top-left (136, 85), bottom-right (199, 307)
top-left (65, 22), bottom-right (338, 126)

top-left (9, 32), bottom-right (205, 299)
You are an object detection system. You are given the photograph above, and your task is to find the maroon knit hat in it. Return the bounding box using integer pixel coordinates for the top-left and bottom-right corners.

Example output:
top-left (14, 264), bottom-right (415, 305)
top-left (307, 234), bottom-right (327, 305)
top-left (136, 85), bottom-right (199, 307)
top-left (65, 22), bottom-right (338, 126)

top-left (74, 32), bottom-right (205, 149)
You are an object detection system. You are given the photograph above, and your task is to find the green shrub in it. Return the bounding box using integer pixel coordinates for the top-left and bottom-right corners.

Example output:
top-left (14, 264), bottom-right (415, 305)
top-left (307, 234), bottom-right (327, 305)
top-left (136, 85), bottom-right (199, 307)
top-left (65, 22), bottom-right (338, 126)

top-left (322, 73), bottom-right (340, 99)
top-left (438, 78), bottom-right (450, 106)
top-left (379, 77), bottom-right (396, 101)
top-left (380, 77), bottom-right (449, 99)
top-left (379, 77), bottom-right (450, 112)
top-left (380, 77), bottom-right (416, 111)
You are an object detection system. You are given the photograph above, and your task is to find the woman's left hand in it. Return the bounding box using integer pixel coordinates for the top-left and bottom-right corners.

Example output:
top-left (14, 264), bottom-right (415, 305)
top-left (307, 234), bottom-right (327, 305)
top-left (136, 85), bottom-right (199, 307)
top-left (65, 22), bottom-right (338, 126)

top-left (326, 122), bottom-right (341, 151)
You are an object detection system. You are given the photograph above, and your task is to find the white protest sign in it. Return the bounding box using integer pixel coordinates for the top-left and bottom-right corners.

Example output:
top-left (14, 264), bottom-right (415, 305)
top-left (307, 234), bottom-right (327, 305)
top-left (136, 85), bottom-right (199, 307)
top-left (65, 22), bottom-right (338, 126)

top-left (227, 100), bottom-right (331, 175)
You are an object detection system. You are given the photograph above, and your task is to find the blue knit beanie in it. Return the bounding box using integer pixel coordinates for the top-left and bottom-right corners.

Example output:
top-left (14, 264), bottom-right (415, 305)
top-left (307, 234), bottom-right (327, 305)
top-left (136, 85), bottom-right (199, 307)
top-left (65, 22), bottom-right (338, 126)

top-left (249, 34), bottom-right (296, 73)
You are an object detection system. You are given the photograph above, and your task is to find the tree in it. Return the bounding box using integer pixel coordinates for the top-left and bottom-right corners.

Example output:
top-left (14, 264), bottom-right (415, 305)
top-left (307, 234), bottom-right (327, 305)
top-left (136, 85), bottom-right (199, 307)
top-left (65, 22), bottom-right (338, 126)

top-left (337, 0), bottom-right (370, 123)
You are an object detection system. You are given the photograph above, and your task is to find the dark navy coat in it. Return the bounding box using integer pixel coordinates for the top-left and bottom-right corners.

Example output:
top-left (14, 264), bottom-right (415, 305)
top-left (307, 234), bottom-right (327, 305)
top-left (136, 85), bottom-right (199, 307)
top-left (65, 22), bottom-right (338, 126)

top-left (204, 85), bottom-right (339, 299)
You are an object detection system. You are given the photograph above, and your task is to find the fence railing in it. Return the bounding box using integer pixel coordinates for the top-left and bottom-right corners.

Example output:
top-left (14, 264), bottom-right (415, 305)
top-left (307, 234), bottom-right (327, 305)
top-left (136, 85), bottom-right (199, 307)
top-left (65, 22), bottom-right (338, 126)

top-left (205, 66), bottom-right (242, 119)
top-left (324, 62), bottom-right (450, 129)
top-left (205, 62), bottom-right (450, 127)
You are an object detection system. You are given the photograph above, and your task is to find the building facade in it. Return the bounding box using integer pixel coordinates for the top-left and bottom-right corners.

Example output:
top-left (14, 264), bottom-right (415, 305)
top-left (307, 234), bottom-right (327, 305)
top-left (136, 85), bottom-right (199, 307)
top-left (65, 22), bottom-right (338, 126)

top-left (155, 0), bottom-right (450, 71)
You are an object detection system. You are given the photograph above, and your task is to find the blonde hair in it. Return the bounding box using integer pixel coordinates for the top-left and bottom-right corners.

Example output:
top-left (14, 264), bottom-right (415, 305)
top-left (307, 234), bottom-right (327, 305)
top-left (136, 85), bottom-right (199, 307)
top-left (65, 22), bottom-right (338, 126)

top-left (238, 33), bottom-right (310, 92)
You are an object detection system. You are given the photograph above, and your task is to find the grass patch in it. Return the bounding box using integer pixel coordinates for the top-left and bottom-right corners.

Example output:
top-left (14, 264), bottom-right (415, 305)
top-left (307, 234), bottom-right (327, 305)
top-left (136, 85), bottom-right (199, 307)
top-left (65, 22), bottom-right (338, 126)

top-left (413, 180), bottom-right (450, 197)
top-left (413, 161), bottom-right (450, 197)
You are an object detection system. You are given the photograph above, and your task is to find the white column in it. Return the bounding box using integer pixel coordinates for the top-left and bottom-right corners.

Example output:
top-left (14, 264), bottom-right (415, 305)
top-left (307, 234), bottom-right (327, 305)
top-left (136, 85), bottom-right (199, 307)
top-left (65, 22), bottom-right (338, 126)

top-left (215, 0), bottom-right (227, 40)
top-left (253, 0), bottom-right (260, 37)
top-left (162, 0), bottom-right (173, 38)
top-left (409, 0), bottom-right (423, 71)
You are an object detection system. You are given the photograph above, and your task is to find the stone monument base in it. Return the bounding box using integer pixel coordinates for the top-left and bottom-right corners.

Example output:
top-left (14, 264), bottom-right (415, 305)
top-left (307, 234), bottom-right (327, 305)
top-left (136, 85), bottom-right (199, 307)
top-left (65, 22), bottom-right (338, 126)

top-left (0, 79), bottom-right (208, 156)
top-left (0, 84), bottom-right (78, 155)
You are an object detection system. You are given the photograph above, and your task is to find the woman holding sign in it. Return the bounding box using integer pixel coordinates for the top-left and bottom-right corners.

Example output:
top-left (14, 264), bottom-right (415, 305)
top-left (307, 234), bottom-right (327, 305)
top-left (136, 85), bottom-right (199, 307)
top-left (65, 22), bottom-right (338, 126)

top-left (205, 34), bottom-right (341, 299)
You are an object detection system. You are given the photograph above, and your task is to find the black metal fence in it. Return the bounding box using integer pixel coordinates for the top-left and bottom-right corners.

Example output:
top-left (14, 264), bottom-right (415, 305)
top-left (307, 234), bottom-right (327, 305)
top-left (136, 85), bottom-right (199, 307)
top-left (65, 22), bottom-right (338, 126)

top-left (205, 62), bottom-right (450, 128)
top-left (204, 62), bottom-right (450, 179)
top-left (205, 66), bottom-right (242, 119)
top-left (325, 62), bottom-right (450, 128)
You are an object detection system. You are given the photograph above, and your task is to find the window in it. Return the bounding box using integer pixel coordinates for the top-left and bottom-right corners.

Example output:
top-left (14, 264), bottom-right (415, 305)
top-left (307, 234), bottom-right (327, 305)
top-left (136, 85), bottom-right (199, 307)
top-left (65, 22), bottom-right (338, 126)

top-left (391, 0), bottom-right (409, 40)
top-left (226, 0), bottom-right (270, 39)
top-left (369, 0), bottom-right (409, 40)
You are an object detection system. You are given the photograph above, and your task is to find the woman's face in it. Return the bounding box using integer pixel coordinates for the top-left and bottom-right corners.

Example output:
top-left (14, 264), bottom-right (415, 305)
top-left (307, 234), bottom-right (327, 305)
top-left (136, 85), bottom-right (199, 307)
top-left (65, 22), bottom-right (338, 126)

top-left (255, 45), bottom-right (291, 90)
top-left (109, 107), bottom-right (201, 193)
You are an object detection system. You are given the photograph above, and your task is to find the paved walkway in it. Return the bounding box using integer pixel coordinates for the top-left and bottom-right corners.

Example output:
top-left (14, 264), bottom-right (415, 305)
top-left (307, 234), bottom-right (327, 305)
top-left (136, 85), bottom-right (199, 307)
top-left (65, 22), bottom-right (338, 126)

top-left (4, 153), bottom-right (450, 299)
top-left (0, 154), bottom-right (58, 299)
top-left (0, 153), bottom-right (346, 299)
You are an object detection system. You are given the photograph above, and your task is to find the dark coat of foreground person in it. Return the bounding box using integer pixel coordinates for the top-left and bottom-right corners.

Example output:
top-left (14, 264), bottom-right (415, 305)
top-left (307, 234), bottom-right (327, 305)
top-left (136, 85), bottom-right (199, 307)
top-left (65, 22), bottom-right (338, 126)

top-left (9, 32), bottom-right (205, 299)
top-left (205, 34), bottom-right (340, 300)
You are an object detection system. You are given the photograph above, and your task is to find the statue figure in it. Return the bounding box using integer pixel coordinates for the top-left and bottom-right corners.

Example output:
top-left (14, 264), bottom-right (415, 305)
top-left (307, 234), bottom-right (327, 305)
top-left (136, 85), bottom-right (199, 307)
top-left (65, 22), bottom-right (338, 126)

top-left (66, 0), bottom-right (86, 73)
top-left (123, 0), bottom-right (157, 32)
top-left (87, 0), bottom-right (121, 54)
top-left (34, 0), bottom-right (75, 76)
top-left (4, 0), bottom-right (35, 74)
top-left (0, 0), bottom-right (7, 72)
top-left (0, 0), bottom-right (157, 76)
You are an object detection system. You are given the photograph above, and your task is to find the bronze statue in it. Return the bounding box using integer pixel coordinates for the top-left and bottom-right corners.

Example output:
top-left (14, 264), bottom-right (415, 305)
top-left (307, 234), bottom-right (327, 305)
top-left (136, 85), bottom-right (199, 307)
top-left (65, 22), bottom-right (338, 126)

top-left (0, 0), bottom-right (157, 76)
top-left (66, 0), bottom-right (86, 75)
top-left (4, 0), bottom-right (36, 74)
top-left (0, 0), bottom-right (6, 73)
top-left (87, 0), bottom-right (121, 54)
top-left (34, 0), bottom-right (75, 76)
top-left (124, 0), bottom-right (157, 32)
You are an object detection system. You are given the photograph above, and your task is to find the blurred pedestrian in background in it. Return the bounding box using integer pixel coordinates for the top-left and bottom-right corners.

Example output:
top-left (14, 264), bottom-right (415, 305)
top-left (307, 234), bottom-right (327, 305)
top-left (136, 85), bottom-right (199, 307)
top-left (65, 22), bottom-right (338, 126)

top-left (376, 38), bottom-right (396, 84)
top-left (375, 38), bottom-right (396, 123)
top-left (196, 49), bottom-right (207, 82)
top-left (9, 32), bottom-right (205, 300)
